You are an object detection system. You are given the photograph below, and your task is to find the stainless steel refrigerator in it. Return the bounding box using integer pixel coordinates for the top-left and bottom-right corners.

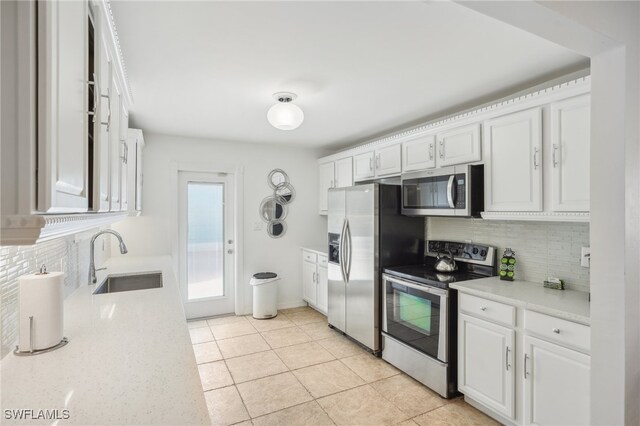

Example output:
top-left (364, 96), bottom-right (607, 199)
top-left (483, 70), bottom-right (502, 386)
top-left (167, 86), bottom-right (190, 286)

top-left (327, 184), bottom-right (425, 353)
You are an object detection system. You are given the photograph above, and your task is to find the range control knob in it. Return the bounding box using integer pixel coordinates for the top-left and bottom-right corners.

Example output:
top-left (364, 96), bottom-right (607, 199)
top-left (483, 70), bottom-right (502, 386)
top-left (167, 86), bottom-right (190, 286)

top-left (480, 249), bottom-right (487, 257)
top-left (472, 247), bottom-right (479, 255)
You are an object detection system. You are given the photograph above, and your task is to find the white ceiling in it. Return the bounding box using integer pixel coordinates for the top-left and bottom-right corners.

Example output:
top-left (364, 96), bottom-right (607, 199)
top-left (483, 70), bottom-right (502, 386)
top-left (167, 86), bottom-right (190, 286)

top-left (111, 1), bottom-right (588, 149)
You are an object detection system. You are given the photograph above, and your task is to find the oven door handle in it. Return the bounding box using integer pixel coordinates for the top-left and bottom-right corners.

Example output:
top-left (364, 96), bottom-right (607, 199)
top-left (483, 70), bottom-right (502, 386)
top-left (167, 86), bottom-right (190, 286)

top-left (446, 175), bottom-right (455, 208)
top-left (383, 274), bottom-right (449, 298)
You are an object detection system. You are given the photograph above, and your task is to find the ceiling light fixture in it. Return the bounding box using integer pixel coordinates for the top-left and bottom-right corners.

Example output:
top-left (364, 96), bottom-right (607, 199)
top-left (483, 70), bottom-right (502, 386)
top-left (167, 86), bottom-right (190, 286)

top-left (267, 92), bottom-right (304, 131)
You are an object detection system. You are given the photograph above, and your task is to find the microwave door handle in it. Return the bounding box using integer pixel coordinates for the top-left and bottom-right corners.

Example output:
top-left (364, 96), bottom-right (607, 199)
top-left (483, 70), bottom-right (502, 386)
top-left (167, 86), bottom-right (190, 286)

top-left (447, 175), bottom-right (455, 208)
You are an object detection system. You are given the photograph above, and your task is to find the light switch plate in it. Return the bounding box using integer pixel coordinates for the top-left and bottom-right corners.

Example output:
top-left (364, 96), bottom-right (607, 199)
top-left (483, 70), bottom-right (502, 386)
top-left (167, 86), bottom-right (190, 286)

top-left (581, 247), bottom-right (591, 268)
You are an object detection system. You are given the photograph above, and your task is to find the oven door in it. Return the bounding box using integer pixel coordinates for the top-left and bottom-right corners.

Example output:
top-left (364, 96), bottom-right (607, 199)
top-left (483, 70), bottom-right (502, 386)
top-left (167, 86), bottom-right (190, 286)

top-left (382, 274), bottom-right (449, 362)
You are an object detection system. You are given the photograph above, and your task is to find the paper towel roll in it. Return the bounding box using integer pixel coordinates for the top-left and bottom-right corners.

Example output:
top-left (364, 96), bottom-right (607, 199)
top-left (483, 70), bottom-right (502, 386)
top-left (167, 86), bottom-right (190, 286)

top-left (18, 270), bottom-right (64, 352)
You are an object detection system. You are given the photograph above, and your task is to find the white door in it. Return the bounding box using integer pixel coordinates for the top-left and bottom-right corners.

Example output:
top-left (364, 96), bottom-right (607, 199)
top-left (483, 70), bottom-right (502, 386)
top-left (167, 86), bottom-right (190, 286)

top-left (353, 151), bottom-right (375, 181)
top-left (179, 172), bottom-right (235, 319)
top-left (317, 257), bottom-right (328, 314)
top-left (458, 314), bottom-right (515, 420)
top-left (335, 157), bottom-right (353, 188)
top-left (436, 123), bottom-right (481, 167)
top-left (375, 144), bottom-right (402, 177)
top-left (318, 162), bottom-right (335, 213)
top-left (484, 108), bottom-right (543, 212)
top-left (403, 135), bottom-right (436, 172)
top-left (523, 335), bottom-right (590, 426)
top-left (550, 95), bottom-right (590, 212)
top-left (37, 0), bottom-right (89, 212)
top-left (302, 260), bottom-right (317, 306)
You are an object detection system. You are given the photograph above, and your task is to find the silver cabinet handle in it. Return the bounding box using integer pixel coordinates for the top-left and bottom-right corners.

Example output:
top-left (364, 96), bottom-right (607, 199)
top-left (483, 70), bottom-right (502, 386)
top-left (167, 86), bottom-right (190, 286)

top-left (524, 354), bottom-right (529, 379)
top-left (533, 147), bottom-right (540, 169)
top-left (429, 143), bottom-right (434, 160)
top-left (227, 249), bottom-right (233, 254)
top-left (369, 158), bottom-right (373, 172)
top-left (480, 307), bottom-right (487, 311)
top-left (553, 328), bottom-right (560, 334)
top-left (552, 144), bottom-right (559, 167)
top-left (120, 141), bottom-right (128, 164)
top-left (439, 140), bottom-right (444, 159)
top-left (102, 87), bottom-right (111, 131)
top-left (505, 346), bottom-right (510, 371)
top-left (376, 154), bottom-right (380, 169)
top-left (86, 73), bottom-right (98, 123)
top-left (312, 271), bottom-right (316, 283)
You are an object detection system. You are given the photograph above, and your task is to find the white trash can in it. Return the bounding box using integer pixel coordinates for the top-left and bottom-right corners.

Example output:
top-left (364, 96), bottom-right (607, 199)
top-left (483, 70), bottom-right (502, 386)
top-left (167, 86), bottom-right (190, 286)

top-left (250, 272), bottom-right (279, 319)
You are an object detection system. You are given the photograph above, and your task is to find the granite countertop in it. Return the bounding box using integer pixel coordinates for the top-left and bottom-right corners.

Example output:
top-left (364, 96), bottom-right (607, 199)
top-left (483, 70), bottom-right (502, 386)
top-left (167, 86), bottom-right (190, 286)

top-left (0, 256), bottom-right (210, 425)
top-left (450, 276), bottom-right (590, 325)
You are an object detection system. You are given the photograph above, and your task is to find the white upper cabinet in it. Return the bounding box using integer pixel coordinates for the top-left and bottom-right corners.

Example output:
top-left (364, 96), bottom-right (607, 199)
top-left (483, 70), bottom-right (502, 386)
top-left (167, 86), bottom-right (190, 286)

top-left (119, 106), bottom-right (129, 212)
top-left (335, 157), bottom-right (353, 188)
top-left (318, 161), bottom-right (335, 214)
top-left (353, 151), bottom-right (375, 181)
top-left (523, 335), bottom-right (590, 426)
top-left (550, 95), bottom-right (590, 212)
top-left (403, 135), bottom-right (436, 172)
top-left (109, 81), bottom-right (122, 211)
top-left (37, 0), bottom-right (89, 212)
top-left (128, 128), bottom-right (145, 213)
top-left (436, 123), bottom-right (481, 167)
top-left (484, 108), bottom-right (543, 212)
top-left (93, 30), bottom-right (111, 212)
top-left (375, 144), bottom-right (402, 177)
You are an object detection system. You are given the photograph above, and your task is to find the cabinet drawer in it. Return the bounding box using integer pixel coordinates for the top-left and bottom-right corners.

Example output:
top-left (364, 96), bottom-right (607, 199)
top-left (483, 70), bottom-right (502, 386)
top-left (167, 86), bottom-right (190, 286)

top-left (318, 254), bottom-right (328, 267)
top-left (459, 293), bottom-right (515, 327)
top-left (524, 310), bottom-right (590, 352)
top-left (302, 250), bottom-right (317, 263)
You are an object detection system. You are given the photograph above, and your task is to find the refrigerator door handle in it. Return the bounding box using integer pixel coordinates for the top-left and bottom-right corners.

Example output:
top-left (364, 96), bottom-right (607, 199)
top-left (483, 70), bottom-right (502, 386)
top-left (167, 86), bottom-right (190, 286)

top-left (345, 219), bottom-right (353, 283)
top-left (339, 218), bottom-right (347, 283)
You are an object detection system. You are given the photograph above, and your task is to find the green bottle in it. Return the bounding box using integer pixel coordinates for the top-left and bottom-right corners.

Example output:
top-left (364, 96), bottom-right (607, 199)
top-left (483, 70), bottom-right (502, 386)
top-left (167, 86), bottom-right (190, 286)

top-left (499, 248), bottom-right (516, 281)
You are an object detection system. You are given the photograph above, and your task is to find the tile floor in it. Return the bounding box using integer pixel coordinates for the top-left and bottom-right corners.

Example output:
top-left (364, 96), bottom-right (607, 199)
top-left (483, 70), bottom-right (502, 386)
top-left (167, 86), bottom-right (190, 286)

top-left (189, 306), bottom-right (498, 426)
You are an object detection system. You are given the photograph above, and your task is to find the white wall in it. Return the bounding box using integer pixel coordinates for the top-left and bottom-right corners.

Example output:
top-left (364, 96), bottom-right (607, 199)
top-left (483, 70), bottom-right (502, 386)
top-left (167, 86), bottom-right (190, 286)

top-left (111, 134), bottom-right (327, 315)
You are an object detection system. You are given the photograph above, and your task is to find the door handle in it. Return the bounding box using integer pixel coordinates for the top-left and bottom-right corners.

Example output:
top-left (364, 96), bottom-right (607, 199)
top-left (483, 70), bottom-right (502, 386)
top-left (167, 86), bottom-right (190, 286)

top-left (533, 147), bottom-right (540, 170)
top-left (552, 144), bottom-right (559, 168)
top-left (524, 353), bottom-right (529, 379)
top-left (345, 219), bottom-right (352, 283)
top-left (312, 271), bottom-right (317, 283)
top-left (439, 140), bottom-right (444, 159)
top-left (446, 175), bottom-right (455, 208)
top-left (369, 158), bottom-right (373, 172)
top-left (505, 346), bottom-right (510, 371)
top-left (429, 143), bottom-right (434, 160)
top-left (339, 219), bottom-right (347, 283)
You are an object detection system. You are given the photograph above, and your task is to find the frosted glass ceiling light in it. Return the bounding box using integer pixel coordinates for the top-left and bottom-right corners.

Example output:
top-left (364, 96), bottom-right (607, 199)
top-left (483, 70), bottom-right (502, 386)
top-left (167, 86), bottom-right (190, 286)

top-left (267, 92), bottom-right (304, 131)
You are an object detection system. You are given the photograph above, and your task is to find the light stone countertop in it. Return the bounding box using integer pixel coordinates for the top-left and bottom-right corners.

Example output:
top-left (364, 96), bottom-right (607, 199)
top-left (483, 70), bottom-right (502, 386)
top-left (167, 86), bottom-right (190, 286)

top-left (301, 247), bottom-right (328, 256)
top-left (0, 256), bottom-right (210, 425)
top-left (450, 276), bottom-right (591, 325)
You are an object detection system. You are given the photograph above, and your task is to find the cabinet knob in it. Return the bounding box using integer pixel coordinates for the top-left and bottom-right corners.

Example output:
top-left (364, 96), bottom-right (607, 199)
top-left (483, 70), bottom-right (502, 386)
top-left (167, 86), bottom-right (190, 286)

top-left (553, 328), bottom-right (560, 334)
top-left (480, 307), bottom-right (487, 311)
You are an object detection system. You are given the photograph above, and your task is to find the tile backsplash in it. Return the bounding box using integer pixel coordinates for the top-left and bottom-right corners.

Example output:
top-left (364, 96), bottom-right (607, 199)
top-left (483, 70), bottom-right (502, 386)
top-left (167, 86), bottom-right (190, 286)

top-left (426, 218), bottom-right (590, 292)
top-left (0, 228), bottom-right (111, 358)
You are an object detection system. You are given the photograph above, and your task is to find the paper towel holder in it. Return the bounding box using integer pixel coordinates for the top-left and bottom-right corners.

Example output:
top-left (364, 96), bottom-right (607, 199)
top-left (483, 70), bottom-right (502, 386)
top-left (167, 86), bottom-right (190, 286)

top-left (14, 264), bottom-right (69, 357)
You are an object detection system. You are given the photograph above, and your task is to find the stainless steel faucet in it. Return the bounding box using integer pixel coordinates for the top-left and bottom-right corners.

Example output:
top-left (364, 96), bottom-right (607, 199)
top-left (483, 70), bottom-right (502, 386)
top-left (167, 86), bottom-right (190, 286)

top-left (89, 229), bottom-right (128, 284)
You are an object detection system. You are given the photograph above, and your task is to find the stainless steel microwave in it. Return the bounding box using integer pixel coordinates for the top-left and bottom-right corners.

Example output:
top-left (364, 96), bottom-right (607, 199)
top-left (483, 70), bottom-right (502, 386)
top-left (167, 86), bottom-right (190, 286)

top-left (401, 165), bottom-right (484, 217)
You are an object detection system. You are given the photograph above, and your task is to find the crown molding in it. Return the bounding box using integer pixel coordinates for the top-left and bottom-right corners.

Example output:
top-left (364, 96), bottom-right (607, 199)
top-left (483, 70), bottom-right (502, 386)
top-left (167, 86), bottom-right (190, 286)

top-left (100, 0), bottom-right (134, 106)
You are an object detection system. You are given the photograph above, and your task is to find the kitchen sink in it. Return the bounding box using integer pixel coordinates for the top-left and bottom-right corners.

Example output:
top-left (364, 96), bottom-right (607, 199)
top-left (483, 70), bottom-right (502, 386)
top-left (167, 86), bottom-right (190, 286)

top-left (93, 272), bottom-right (163, 294)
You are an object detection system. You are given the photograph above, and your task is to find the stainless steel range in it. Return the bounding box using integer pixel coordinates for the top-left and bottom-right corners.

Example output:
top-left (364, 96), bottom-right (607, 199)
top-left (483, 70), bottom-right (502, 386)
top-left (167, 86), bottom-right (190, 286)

top-left (381, 240), bottom-right (496, 398)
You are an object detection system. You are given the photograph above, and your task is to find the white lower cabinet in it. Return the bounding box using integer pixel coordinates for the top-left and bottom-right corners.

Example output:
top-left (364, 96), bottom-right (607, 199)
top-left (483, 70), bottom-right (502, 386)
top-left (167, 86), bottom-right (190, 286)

top-left (523, 335), bottom-right (590, 426)
top-left (301, 250), bottom-right (328, 314)
top-left (458, 313), bottom-right (515, 419)
top-left (457, 291), bottom-right (590, 426)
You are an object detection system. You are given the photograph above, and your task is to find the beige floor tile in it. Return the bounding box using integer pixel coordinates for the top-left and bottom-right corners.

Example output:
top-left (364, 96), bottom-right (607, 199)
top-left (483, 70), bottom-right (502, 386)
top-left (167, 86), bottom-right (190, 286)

top-left (396, 420), bottom-right (418, 426)
top-left (279, 306), bottom-right (312, 315)
top-left (211, 321), bottom-right (258, 340)
top-left (261, 326), bottom-right (312, 349)
top-left (370, 374), bottom-right (447, 417)
top-left (231, 421), bottom-right (253, 426)
top-left (225, 351), bottom-right (288, 383)
top-left (413, 400), bottom-right (499, 426)
top-left (251, 401), bottom-right (334, 426)
top-left (217, 334), bottom-right (271, 359)
top-left (193, 341), bottom-right (223, 364)
top-left (198, 360), bottom-right (234, 391)
top-left (293, 360), bottom-right (365, 398)
top-left (298, 322), bottom-right (341, 340)
top-left (285, 309), bottom-right (327, 325)
top-left (207, 315), bottom-right (249, 327)
top-left (316, 335), bottom-right (365, 359)
top-left (236, 372), bottom-right (313, 418)
top-left (187, 320), bottom-right (208, 329)
top-left (317, 385), bottom-right (408, 426)
top-left (190, 326), bottom-right (214, 344)
top-left (248, 315), bottom-right (295, 332)
top-left (341, 353), bottom-right (400, 383)
top-left (274, 342), bottom-right (335, 370)
top-left (204, 386), bottom-right (250, 426)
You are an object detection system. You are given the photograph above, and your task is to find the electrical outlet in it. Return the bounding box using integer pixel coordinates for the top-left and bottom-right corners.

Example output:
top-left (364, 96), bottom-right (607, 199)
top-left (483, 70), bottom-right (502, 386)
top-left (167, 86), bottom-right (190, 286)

top-left (253, 221), bottom-right (264, 231)
top-left (60, 257), bottom-right (68, 273)
top-left (581, 247), bottom-right (591, 268)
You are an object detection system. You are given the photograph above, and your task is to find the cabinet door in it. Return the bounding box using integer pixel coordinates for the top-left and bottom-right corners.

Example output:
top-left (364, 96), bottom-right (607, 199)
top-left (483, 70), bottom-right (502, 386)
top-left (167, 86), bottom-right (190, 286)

top-left (523, 335), bottom-right (590, 426)
top-left (318, 162), bottom-right (335, 213)
top-left (375, 144), bottom-right (402, 177)
top-left (458, 314), bottom-right (515, 419)
top-left (109, 81), bottom-right (121, 211)
top-left (119, 106), bottom-right (129, 211)
top-left (484, 108), bottom-right (543, 212)
top-left (302, 260), bottom-right (317, 305)
top-left (37, 0), bottom-right (89, 212)
top-left (335, 157), bottom-right (353, 188)
top-left (437, 123), bottom-right (481, 167)
top-left (134, 133), bottom-right (144, 212)
top-left (353, 151), bottom-right (375, 181)
top-left (93, 34), bottom-right (111, 211)
top-left (550, 95), bottom-right (590, 212)
top-left (317, 264), bottom-right (328, 314)
top-left (403, 135), bottom-right (436, 172)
